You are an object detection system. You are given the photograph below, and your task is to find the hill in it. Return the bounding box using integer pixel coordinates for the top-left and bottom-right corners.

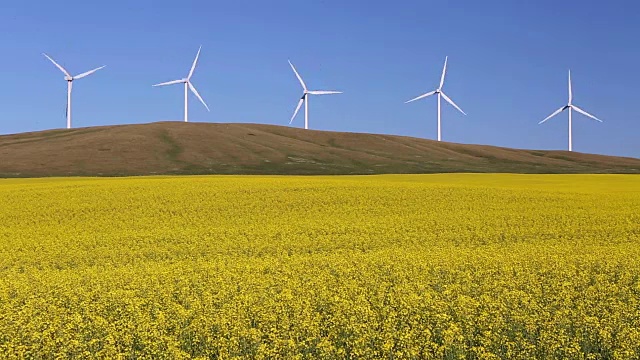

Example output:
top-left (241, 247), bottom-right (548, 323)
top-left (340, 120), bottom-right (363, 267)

top-left (0, 121), bottom-right (639, 177)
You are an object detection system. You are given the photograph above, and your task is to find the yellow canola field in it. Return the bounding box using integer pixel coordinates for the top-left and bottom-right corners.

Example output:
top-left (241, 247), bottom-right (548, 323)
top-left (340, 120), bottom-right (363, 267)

top-left (0, 174), bottom-right (639, 359)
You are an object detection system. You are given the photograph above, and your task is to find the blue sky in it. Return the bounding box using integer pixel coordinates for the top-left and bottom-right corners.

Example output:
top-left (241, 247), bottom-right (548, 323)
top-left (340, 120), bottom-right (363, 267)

top-left (0, 0), bottom-right (638, 158)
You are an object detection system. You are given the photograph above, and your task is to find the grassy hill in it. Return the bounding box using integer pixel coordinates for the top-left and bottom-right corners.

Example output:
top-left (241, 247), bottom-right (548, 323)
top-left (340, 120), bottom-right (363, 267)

top-left (0, 121), bottom-right (638, 177)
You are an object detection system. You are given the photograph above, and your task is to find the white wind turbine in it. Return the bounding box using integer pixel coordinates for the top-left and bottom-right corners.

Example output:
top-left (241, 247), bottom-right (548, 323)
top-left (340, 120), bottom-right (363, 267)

top-left (405, 56), bottom-right (466, 141)
top-left (153, 46), bottom-right (210, 122)
top-left (43, 53), bottom-right (106, 129)
top-left (539, 70), bottom-right (602, 152)
top-left (288, 60), bottom-right (342, 130)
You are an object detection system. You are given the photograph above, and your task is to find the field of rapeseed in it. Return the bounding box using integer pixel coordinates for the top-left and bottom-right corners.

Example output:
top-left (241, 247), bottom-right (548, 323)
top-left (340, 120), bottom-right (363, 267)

top-left (0, 174), bottom-right (639, 359)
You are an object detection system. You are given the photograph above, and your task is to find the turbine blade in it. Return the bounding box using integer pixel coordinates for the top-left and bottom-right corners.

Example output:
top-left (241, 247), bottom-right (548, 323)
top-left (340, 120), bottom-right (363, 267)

top-left (290, 98), bottom-right (304, 124)
top-left (568, 70), bottom-right (573, 104)
top-left (43, 53), bottom-right (71, 77)
top-left (572, 105), bottom-right (602, 122)
top-left (288, 60), bottom-right (307, 91)
top-left (152, 79), bottom-right (184, 87)
top-left (308, 90), bottom-right (342, 95)
top-left (439, 56), bottom-right (448, 89)
top-left (188, 45), bottom-right (202, 80)
top-left (188, 82), bottom-right (210, 112)
top-left (441, 92), bottom-right (466, 115)
top-left (73, 66), bottom-right (106, 80)
top-left (539, 106), bottom-right (566, 124)
top-left (405, 90), bottom-right (436, 104)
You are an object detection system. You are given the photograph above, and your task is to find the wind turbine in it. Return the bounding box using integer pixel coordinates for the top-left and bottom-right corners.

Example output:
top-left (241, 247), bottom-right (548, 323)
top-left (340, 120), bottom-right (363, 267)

top-left (153, 46), bottom-right (210, 122)
top-left (539, 70), bottom-right (602, 152)
top-left (43, 53), bottom-right (105, 129)
top-left (405, 56), bottom-right (466, 141)
top-left (288, 60), bottom-right (342, 130)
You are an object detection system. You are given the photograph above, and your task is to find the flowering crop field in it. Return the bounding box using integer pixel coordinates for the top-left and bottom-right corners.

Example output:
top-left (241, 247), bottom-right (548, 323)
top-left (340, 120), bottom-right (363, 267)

top-left (0, 174), bottom-right (639, 359)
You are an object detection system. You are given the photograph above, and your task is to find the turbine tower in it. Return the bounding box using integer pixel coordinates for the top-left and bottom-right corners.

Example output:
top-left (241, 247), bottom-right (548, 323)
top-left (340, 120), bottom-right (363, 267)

top-left (288, 60), bottom-right (342, 130)
top-left (43, 53), bottom-right (106, 129)
top-left (153, 46), bottom-right (210, 122)
top-left (539, 70), bottom-right (602, 152)
top-left (405, 56), bottom-right (466, 141)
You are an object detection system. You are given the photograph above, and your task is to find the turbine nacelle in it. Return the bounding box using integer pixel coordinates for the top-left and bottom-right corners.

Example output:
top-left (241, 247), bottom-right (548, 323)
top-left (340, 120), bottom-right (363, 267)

top-left (64, 76), bottom-right (73, 81)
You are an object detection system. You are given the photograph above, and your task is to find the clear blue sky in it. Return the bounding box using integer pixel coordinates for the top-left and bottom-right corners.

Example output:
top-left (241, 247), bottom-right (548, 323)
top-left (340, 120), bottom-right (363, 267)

top-left (1, 0), bottom-right (638, 158)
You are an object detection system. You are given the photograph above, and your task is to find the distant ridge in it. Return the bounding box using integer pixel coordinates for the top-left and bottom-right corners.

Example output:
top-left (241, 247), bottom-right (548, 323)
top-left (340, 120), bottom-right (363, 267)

top-left (0, 121), bottom-right (639, 177)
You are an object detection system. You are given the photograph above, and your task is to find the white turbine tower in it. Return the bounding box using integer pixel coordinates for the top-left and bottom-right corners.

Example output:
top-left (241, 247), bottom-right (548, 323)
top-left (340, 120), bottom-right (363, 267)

top-left (43, 53), bottom-right (105, 129)
top-left (405, 56), bottom-right (466, 141)
top-left (153, 46), bottom-right (210, 122)
top-left (539, 70), bottom-right (602, 152)
top-left (288, 60), bottom-right (342, 130)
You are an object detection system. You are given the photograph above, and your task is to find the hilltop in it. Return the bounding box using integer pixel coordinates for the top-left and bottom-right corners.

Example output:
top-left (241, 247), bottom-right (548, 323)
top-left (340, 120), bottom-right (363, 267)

top-left (0, 121), bottom-right (638, 177)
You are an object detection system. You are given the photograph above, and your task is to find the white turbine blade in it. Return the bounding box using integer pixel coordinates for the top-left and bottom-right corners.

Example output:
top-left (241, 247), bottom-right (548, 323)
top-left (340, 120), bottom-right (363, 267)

top-left (405, 90), bottom-right (436, 104)
top-left (152, 79), bottom-right (184, 87)
top-left (572, 105), bottom-right (602, 122)
top-left (308, 90), bottom-right (342, 95)
top-left (288, 60), bottom-right (307, 91)
top-left (290, 98), bottom-right (304, 124)
top-left (568, 70), bottom-right (573, 103)
top-left (188, 82), bottom-right (210, 112)
top-left (188, 45), bottom-right (202, 80)
top-left (439, 56), bottom-right (448, 89)
top-left (441, 92), bottom-right (466, 115)
top-left (73, 66), bottom-right (106, 80)
top-left (539, 106), bottom-right (566, 124)
top-left (43, 53), bottom-right (71, 77)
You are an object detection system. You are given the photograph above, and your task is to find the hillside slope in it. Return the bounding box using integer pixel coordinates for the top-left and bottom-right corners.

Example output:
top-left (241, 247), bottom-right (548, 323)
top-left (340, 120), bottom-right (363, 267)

top-left (0, 122), bottom-right (639, 177)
